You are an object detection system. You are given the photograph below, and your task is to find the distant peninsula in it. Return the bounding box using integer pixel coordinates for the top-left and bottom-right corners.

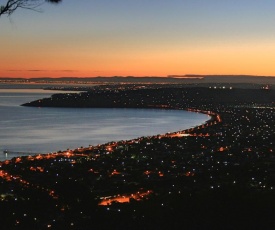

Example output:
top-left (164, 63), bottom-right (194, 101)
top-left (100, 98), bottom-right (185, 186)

top-left (22, 85), bottom-right (275, 108)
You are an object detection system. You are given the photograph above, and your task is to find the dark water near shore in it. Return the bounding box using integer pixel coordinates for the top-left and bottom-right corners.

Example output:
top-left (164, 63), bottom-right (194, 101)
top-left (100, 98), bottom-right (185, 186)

top-left (0, 87), bottom-right (209, 161)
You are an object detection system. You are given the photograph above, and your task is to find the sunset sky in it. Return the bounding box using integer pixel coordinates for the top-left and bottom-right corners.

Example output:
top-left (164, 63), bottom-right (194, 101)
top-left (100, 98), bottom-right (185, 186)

top-left (1, 0), bottom-right (275, 78)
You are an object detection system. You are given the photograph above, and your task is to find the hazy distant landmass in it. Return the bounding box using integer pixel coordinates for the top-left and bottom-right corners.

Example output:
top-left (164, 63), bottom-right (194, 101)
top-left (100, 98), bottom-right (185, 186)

top-left (1, 75), bottom-right (275, 85)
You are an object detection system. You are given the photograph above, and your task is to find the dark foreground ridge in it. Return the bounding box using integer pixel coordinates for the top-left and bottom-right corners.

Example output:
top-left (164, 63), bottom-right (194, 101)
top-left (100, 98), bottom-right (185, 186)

top-left (1, 85), bottom-right (275, 229)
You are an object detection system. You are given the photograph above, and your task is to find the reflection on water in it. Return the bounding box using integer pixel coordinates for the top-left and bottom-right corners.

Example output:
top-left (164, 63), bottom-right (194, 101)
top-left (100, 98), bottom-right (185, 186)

top-left (0, 89), bottom-right (209, 161)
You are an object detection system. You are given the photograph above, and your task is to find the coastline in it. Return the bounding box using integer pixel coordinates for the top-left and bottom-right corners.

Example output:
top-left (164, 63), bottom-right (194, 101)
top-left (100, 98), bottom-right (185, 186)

top-left (1, 85), bottom-right (229, 162)
top-left (1, 107), bottom-right (220, 164)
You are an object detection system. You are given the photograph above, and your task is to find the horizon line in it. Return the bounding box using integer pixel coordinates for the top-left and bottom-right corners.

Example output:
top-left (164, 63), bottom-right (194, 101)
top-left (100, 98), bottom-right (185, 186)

top-left (1, 74), bottom-right (275, 79)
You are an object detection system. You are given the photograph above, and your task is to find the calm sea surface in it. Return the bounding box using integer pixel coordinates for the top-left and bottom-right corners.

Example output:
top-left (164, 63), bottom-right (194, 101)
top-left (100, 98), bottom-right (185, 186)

top-left (0, 86), bottom-right (209, 161)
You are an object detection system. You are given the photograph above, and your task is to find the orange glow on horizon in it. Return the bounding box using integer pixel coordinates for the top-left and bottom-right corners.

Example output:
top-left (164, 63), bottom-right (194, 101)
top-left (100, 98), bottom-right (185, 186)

top-left (1, 41), bottom-right (275, 78)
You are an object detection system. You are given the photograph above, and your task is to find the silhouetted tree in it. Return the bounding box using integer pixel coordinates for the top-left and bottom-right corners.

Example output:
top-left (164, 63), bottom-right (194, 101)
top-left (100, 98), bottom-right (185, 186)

top-left (0, 0), bottom-right (62, 17)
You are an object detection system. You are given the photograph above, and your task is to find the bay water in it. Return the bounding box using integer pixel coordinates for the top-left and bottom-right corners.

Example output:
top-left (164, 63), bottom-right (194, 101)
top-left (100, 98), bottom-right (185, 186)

top-left (0, 85), bottom-right (209, 161)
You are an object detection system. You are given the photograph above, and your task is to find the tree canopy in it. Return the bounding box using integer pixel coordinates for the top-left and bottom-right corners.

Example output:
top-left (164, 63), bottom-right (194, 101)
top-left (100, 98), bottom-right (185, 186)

top-left (0, 0), bottom-right (62, 17)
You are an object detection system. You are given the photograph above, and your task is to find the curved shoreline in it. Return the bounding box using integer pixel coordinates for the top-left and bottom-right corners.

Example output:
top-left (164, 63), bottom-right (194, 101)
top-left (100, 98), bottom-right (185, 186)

top-left (1, 106), bottom-right (221, 164)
